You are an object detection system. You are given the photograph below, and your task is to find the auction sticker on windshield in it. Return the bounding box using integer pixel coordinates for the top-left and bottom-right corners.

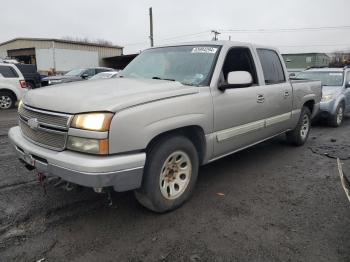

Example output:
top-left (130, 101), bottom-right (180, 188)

top-left (191, 47), bottom-right (218, 54)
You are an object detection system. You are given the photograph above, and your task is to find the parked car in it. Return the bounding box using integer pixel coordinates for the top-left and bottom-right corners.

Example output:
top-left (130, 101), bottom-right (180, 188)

top-left (41, 67), bottom-right (114, 86)
top-left (15, 64), bottom-right (41, 89)
top-left (89, 71), bottom-right (119, 80)
top-left (296, 67), bottom-right (350, 126)
top-left (8, 41), bottom-right (321, 212)
top-left (0, 63), bottom-right (27, 109)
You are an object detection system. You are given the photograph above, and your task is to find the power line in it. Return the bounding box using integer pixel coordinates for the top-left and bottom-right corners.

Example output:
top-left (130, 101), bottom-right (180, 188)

top-left (279, 43), bottom-right (350, 47)
top-left (122, 30), bottom-right (210, 47)
top-left (159, 30), bottom-right (211, 41)
top-left (220, 25), bottom-right (350, 33)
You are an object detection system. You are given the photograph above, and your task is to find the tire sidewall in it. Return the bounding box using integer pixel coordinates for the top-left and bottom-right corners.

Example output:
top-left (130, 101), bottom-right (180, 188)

top-left (298, 107), bottom-right (311, 144)
top-left (332, 103), bottom-right (344, 127)
top-left (139, 135), bottom-right (199, 212)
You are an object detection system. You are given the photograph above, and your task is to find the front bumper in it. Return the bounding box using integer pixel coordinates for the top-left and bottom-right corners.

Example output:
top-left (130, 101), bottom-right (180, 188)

top-left (317, 100), bottom-right (337, 118)
top-left (8, 126), bottom-right (146, 192)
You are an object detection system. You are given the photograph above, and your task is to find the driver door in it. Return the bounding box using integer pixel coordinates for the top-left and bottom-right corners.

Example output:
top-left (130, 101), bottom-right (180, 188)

top-left (212, 47), bottom-right (268, 157)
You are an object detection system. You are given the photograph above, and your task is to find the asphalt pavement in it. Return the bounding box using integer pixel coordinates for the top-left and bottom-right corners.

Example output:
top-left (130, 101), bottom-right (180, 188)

top-left (0, 109), bottom-right (349, 262)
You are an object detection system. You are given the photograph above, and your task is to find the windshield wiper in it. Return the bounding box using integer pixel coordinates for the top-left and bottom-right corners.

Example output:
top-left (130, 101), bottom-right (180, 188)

top-left (181, 81), bottom-right (201, 87)
top-left (152, 76), bottom-right (176, 81)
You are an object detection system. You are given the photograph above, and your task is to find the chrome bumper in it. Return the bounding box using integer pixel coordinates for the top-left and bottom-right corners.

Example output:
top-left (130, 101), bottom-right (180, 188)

top-left (8, 126), bottom-right (146, 192)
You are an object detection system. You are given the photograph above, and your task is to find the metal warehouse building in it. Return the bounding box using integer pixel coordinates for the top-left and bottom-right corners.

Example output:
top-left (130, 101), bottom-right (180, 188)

top-left (0, 38), bottom-right (123, 73)
top-left (282, 52), bottom-right (330, 70)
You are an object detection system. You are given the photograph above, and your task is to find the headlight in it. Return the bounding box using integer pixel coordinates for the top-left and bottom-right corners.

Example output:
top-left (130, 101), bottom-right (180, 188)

top-left (18, 100), bottom-right (23, 111)
top-left (71, 112), bottom-right (113, 131)
top-left (67, 136), bottom-right (109, 155)
top-left (49, 79), bottom-right (62, 84)
top-left (321, 94), bottom-right (334, 102)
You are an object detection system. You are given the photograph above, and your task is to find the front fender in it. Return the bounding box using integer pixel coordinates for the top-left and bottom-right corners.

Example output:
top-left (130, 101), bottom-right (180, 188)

top-left (108, 89), bottom-right (213, 154)
top-left (321, 94), bottom-right (346, 115)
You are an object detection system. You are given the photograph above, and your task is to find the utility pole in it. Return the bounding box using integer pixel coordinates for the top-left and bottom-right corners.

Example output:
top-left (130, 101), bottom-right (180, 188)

top-left (211, 30), bottom-right (221, 41)
top-left (149, 7), bottom-right (154, 47)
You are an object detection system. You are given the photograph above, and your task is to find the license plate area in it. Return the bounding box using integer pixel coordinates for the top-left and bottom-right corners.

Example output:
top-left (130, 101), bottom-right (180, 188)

top-left (23, 153), bottom-right (35, 166)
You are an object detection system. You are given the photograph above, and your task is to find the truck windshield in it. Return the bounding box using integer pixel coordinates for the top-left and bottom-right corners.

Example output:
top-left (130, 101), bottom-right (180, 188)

top-left (296, 71), bottom-right (344, 86)
top-left (119, 45), bottom-right (220, 86)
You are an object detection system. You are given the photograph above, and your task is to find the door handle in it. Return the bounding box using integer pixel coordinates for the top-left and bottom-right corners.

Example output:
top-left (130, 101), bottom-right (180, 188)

top-left (284, 91), bottom-right (290, 97)
top-left (257, 94), bottom-right (265, 103)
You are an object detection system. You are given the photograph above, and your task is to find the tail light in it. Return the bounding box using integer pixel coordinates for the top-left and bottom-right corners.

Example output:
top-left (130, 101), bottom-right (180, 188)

top-left (19, 80), bottom-right (27, 88)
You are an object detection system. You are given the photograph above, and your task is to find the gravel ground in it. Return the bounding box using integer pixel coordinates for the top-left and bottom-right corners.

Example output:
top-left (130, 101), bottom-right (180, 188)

top-left (0, 109), bottom-right (349, 262)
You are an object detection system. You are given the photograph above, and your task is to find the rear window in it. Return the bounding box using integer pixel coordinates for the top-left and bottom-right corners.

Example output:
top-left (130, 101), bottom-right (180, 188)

top-left (257, 49), bottom-right (285, 84)
top-left (0, 65), bottom-right (19, 78)
top-left (15, 64), bottom-right (37, 74)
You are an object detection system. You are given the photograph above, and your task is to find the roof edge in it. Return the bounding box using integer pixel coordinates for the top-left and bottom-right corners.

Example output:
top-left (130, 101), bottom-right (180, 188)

top-left (0, 37), bottom-right (123, 49)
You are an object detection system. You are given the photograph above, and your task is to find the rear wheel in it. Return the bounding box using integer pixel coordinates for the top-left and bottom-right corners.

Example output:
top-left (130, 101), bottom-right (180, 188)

top-left (0, 91), bottom-right (15, 109)
top-left (135, 135), bottom-right (199, 213)
top-left (329, 103), bottom-right (344, 127)
top-left (286, 107), bottom-right (311, 146)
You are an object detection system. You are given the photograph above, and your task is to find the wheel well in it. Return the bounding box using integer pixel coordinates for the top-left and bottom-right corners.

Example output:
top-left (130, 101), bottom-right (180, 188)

top-left (303, 100), bottom-right (315, 114)
top-left (146, 126), bottom-right (206, 164)
top-left (0, 89), bottom-right (17, 101)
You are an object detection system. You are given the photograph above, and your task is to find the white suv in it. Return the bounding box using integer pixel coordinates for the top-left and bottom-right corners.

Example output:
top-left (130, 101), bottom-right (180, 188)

top-left (0, 63), bottom-right (27, 109)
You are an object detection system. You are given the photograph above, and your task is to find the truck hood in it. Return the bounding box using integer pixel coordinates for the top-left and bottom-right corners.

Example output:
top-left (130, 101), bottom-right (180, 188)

top-left (42, 75), bottom-right (83, 83)
top-left (322, 86), bottom-right (342, 96)
top-left (24, 78), bottom-right (199, 114)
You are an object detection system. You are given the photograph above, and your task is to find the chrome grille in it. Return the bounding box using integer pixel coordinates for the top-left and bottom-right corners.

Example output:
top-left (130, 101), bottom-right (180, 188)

top-left (19, 120), bottom-right (67, 150)
top-left (18, 105), bottom-right (71, 151)
top-left (18, 105), bottom-right (70, 129)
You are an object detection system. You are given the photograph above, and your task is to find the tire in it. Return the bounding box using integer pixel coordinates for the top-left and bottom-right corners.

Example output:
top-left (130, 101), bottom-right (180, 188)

top-left (135, 135), bottom-right (199, 213)
top-left (329, 103), bottom-right (344, 127)
top-left (286, 107), bottom-right (311, 146)
top-left (0, 91), bottom-right (16, 110)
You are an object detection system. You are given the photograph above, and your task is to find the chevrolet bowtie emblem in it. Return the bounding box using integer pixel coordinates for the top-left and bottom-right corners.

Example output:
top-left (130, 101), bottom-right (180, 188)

top-left (28, 118), bottom-right (39, 130)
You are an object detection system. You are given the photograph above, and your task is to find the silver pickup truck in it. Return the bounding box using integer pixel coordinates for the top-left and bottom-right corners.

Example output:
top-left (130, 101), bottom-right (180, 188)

top-left (9, 41), bottom-right (321, 212)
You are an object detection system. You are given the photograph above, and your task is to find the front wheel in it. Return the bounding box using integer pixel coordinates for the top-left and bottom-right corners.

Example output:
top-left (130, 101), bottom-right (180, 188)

top-left (286, 107), bottom-right (311, 146)
top-left (135, 135), bottom-right (199, 213)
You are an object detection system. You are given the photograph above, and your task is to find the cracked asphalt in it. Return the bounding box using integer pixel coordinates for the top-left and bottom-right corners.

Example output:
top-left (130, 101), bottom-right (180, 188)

top-left (0, 109), bottom-right (349, 262)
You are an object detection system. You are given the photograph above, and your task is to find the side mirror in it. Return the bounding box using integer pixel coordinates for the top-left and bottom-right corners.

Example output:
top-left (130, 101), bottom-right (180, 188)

top-left (345, 81), bottom-right (350, 88)
top-left (219, 71), bottom-right (253, 91)
top-left (81, 73), bottom-right (89, 79)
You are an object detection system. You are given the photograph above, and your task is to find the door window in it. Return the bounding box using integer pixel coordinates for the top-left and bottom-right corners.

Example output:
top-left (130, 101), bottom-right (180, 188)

top-left (84, 68), bottom-right (95, 77)
top-left (257, 49), bottom-right (285, 85)
top-left (220, 47), bottom-right (258, 86)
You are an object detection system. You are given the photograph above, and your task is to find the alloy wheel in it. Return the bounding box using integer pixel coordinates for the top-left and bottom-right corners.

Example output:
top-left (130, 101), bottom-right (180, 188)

top-left (159, 150), bottom-right (192, 200)
top-left (0, 95), bottom-right (12, 109)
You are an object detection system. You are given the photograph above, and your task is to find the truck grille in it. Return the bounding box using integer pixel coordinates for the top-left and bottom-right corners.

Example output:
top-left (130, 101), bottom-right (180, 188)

top-left (18, 105), bottom-right (72, 151)
top-left (18, 105), bottom-right (70, 128)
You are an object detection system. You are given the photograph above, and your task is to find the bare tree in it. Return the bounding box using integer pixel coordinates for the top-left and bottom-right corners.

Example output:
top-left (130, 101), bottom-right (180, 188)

top-left (61, 36), bottom-right (114, 46)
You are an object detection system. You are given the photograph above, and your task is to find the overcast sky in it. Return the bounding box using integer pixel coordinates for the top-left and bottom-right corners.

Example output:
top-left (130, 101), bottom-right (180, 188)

top-left (1, 0), bottom-right (349, 54)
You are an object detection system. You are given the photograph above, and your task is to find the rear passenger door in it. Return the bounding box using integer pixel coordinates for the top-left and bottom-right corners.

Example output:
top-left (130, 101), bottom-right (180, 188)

top-left (256, 49), bottom-right (293, 134)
